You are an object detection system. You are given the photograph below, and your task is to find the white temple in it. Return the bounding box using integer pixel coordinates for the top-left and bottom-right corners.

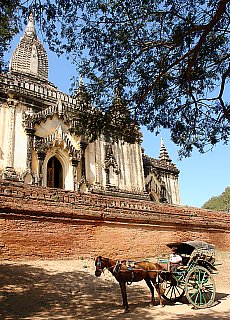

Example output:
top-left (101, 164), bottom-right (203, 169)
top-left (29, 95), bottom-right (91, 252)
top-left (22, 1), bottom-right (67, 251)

top-left (0, 14), bottom-right (180, 204)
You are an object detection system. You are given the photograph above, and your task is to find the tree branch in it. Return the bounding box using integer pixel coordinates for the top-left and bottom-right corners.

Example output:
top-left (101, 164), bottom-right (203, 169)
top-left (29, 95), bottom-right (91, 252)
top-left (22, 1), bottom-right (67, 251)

top-left (187, 0), bottom-right (229, 81)
top-left (218, 63), bottom-right (230, 121)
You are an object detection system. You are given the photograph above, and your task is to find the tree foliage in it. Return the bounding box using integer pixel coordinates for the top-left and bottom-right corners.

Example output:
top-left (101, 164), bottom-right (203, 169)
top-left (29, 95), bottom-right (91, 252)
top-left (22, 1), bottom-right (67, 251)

top-left (0, 0), bottom-right (24, 72)
top-left (1, 1), bottom-right (230, 156)
top-left (202, 187), bottom-right (230, 212)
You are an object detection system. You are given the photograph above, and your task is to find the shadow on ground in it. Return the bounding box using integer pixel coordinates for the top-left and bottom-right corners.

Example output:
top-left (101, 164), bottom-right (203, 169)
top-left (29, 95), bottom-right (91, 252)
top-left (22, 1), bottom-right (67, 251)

top-left (0, 263), bottom-right (229, 320)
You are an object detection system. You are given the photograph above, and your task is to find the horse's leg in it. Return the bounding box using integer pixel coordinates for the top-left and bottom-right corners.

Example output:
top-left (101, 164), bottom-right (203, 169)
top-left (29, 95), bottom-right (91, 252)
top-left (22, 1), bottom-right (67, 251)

top-left (153, 281), bottom-right (165, 307)
top-left (119, 282), bottom-right (129, 312)
top-left (145, 278), bottom-right (155, 307)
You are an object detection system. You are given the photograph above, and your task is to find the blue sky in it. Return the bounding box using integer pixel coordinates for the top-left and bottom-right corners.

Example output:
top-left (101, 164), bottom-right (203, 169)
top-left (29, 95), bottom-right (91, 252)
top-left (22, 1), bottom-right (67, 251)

top-left (5, 29), bottom-right (230, 208)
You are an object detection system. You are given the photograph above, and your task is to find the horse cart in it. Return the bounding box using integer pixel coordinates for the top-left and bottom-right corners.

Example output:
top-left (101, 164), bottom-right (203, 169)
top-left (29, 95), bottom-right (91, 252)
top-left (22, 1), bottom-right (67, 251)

top-left (159, 240), bottom-right (218, 309)
top-left (95, 240), bottom-right (218, 312)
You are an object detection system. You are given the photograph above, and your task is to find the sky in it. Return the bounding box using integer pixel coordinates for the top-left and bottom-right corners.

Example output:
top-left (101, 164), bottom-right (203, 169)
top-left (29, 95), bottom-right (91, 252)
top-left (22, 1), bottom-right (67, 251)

top-left (4, 27), bottom-right (230, 209)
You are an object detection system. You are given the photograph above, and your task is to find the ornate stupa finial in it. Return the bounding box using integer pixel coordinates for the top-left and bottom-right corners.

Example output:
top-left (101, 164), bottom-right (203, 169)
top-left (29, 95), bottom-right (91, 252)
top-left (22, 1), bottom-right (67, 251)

top-left (75, 76), bottom-right (84, 93)
top-left (159, 138), bottom-right (172, 162)
top-left (112, 86), bottom-right (123, 105)
top-left (25, 12), bottom-right (37, 38)
top-left (79, 75), bottom-right (84, 87)
top-left (75, 76), bottom-right (88, 99)
top-left (115, 86), bottom-right (120, 96)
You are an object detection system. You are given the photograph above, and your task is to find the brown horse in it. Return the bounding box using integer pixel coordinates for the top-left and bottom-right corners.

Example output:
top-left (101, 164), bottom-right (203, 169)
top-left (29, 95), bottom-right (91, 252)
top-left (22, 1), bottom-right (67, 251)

top-left (95, 256), bottom-right (165, 312)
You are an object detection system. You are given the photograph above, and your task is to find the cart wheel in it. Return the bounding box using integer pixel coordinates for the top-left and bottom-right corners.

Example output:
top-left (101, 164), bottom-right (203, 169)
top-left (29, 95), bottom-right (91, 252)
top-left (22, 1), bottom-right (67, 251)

top-left (185, 266), bottom-right (216, 309)
top-left (161, 274), bottom-right (185, 302)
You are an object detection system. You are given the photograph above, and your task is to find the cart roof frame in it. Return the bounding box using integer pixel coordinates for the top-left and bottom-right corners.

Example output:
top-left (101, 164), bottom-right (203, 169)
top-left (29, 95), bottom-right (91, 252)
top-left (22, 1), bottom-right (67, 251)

top-left (166, 240), bottom-right (215, 255)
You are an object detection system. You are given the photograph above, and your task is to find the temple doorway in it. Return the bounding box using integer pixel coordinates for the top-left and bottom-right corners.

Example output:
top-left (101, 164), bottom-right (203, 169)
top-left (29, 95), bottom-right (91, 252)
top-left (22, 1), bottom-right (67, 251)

top-left (47, 156), bottom-right (63, 188)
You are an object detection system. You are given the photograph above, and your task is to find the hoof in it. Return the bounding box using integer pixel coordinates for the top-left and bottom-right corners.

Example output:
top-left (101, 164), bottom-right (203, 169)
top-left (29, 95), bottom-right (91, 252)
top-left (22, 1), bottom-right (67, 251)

top-left (155, 303), bottom-right (165, 308)
top-left (124, 309), bottom-right (130, 313)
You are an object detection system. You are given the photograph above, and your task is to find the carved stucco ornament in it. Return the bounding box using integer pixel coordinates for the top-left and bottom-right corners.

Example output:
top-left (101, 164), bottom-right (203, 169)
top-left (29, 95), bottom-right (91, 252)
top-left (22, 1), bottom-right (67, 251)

top-left (104, 144), bottom-right (120, 174)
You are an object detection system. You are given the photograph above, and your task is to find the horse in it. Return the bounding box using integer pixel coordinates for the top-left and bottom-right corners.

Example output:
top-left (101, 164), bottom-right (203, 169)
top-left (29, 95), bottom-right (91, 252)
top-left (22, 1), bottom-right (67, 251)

top-left (95, 256), bottom-right (165, 312)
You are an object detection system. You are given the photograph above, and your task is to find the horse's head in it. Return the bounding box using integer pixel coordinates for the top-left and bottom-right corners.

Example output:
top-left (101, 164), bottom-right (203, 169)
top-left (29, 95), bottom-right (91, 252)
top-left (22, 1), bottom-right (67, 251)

top-left (95, 256), bottom-right (108, 277)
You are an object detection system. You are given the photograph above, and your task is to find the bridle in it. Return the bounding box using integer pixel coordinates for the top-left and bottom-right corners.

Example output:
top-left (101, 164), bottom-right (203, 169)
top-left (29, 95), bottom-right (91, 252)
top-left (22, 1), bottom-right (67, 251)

top-left (95, 256), bottom-right (103, 271)
top-left (95, 256), bottom-right (107, 276)
top-left (95, 256), bottom-right (116, 276)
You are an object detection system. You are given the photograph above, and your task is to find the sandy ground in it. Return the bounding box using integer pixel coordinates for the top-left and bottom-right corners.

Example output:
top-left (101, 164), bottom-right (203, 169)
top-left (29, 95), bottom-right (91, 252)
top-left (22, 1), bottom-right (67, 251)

top-left (0, 251), bottom-right (230, 320)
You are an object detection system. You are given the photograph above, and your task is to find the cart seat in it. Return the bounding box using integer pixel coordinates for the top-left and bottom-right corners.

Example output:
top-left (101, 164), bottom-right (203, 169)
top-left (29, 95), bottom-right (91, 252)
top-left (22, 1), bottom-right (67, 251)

top-left (181, 255), bottom-right (190, 266)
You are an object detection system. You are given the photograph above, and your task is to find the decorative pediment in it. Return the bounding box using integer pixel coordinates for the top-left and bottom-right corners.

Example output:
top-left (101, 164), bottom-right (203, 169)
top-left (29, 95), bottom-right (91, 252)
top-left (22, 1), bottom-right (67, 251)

top-left (23, 99), bottom-right (73, 128)
top-left (143, 153), bottom-right (179, 176)
top-left (34, 124), bottom-right (82, 161)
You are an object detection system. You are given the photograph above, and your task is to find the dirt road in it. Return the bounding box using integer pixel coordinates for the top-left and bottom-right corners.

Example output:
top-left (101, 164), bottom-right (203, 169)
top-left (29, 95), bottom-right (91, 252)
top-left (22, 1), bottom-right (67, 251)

top-left (0, 251), bottom-right (230, 319)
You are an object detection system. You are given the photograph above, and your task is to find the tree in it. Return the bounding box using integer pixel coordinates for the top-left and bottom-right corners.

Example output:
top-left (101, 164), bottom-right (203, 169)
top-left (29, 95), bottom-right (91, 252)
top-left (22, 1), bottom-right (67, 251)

top-left (202, 187), bottom-right (230, 212)
top-left (1, 1), bottom-right (230, 157)
top-left (0, 1), bottom-right (23, 72)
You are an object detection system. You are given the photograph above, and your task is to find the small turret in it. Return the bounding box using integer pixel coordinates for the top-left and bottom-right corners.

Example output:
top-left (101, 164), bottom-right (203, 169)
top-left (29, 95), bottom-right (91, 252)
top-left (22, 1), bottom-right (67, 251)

top-left (159, 138), bottom-right (172, 162)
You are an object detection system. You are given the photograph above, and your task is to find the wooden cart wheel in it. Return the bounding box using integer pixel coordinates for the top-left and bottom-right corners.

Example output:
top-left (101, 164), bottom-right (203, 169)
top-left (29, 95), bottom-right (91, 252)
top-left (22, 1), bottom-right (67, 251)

top-left (161, 274), bottom-right (185, 302)
top-left (185, 266), bottom-right (216, 309)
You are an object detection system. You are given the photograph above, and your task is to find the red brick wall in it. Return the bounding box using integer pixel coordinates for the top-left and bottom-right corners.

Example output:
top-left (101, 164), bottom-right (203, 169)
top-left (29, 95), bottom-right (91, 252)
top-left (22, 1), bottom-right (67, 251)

top-left (0, 180), bottom-right (229, 260)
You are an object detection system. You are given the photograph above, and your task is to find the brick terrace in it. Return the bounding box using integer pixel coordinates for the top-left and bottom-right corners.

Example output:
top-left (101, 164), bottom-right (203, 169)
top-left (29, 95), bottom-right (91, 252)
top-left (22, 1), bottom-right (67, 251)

top-left (0, 180), bottom-right (229, 260)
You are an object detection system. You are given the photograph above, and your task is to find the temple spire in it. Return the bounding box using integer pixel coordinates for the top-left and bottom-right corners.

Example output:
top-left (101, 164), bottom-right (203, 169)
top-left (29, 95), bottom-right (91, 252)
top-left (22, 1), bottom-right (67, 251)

top-left (159, 138), bottom-right (172, 162)
top-left (9, 13), bottom-right (48, 80)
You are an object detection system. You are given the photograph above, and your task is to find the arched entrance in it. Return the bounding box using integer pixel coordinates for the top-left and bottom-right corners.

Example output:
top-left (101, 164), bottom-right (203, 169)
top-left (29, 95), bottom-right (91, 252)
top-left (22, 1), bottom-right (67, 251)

top-left (47, 156), bottom-right (63, 188)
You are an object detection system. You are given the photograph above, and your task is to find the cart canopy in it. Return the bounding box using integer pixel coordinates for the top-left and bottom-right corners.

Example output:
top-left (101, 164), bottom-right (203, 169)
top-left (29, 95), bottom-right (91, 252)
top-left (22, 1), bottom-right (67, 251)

top-left (166, 241), bottom-right (215, 255)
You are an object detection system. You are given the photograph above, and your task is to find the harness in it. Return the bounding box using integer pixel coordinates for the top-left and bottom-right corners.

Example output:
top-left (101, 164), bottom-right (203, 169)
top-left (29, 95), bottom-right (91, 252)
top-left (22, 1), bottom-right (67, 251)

top-left (111, 260), bottom-right (137, 284)
top-left (113, 260), bottom-right (122, 274)
top-left (96, 257), bottom-right (163, 286)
